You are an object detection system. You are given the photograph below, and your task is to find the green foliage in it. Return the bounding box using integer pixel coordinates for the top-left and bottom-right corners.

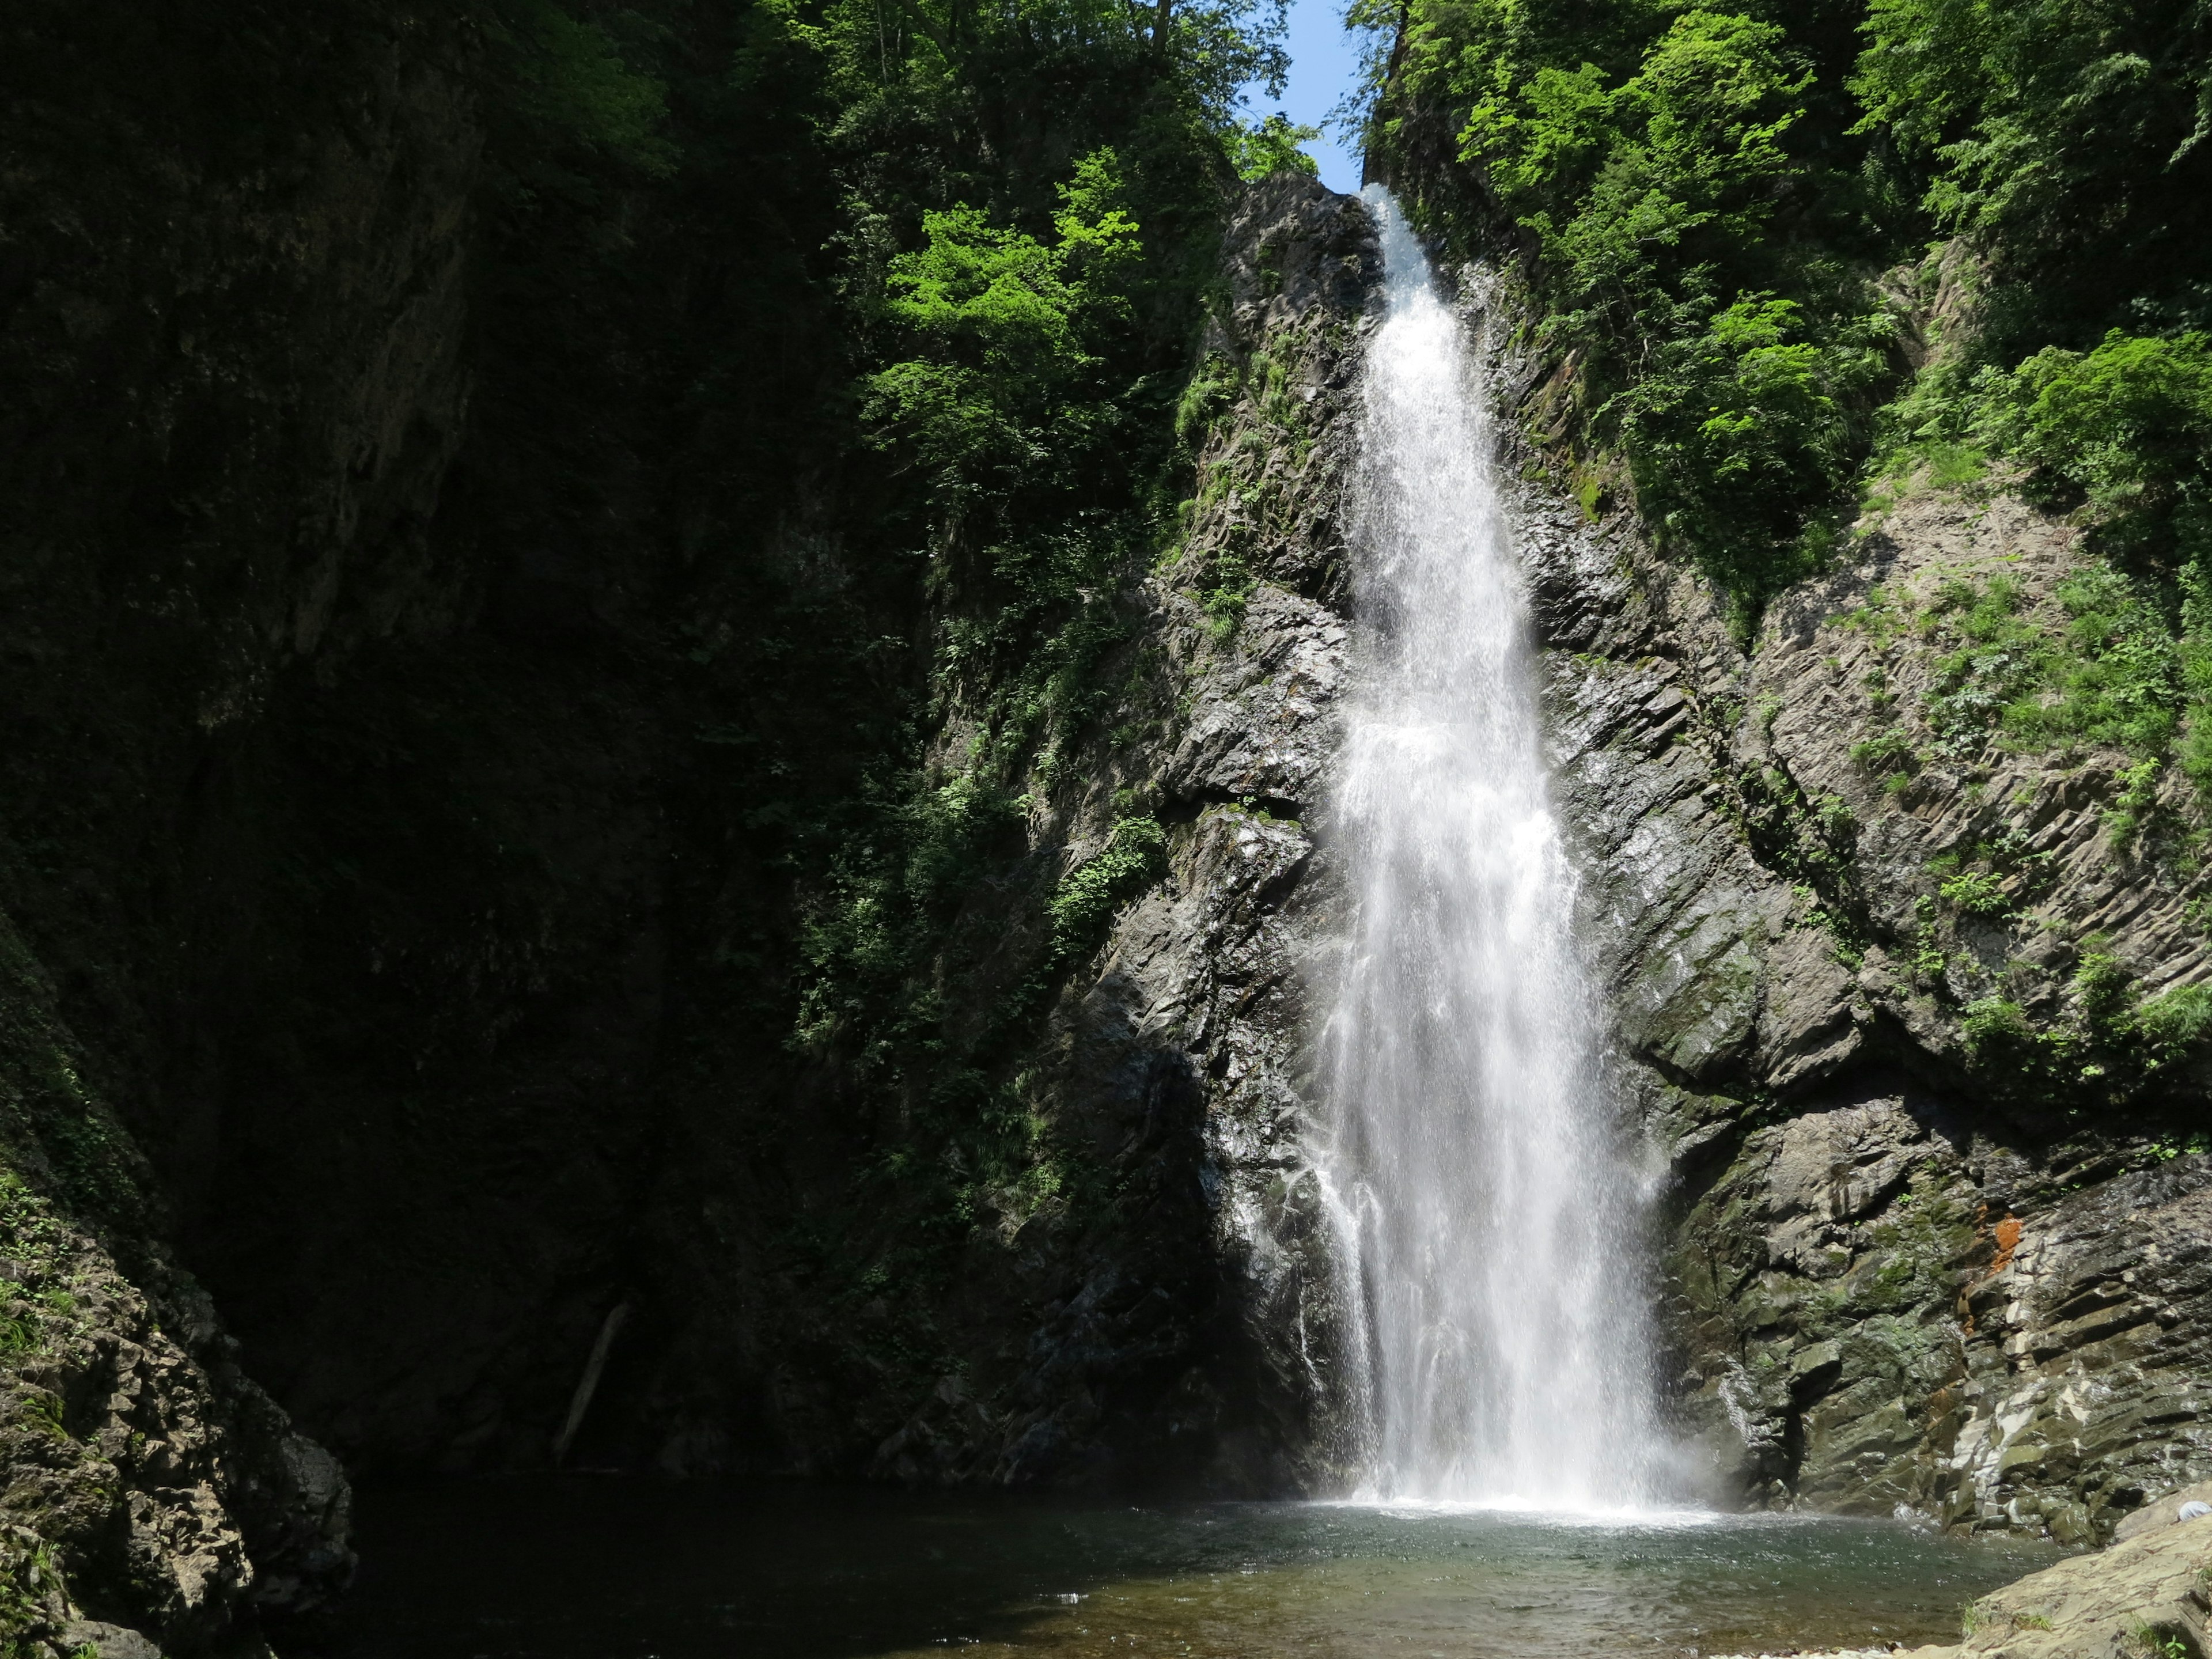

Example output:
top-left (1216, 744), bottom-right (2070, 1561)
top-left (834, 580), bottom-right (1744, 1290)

top-left (1938, 869), bottom-right (2011, 915)
top-left (2105, 757), bottom-right (2164, 845)
top-left (1372, 2), bottom-right (1906, 613)
top-left (1923, 574), bottom-right (2035, 752)
top-left (0, 1526), bottom-right (65, 1656)
top-left (1850, 729), bottom-right (1916, 775)
top-left (792, 770), bottom-right (1028, 1052)
top-left (1622, 295), bottom-right (1891, 607)
top-left (483, 1), bottom-right (679, 185)
top-left (1852, 0), bottom-right (2212, 357)
top-left (1175, 357), bottom-right (1238, 443)
top-left (2122, 1618), bottom-right (2193, 1659)
top-left (1961, 949), bottom-right (2212, 1109)
top-left (1959, 994), bottom-right (2040, 1071)
top-left (1232, 112), bottom-right (1321, 180)
top-left (1842, 583), bottom-right (1912, 647)
top-left (1830, 3), bottom-right (2212, 817)
top-left (866, 150), bottom-right (1144, 509)
top-left (1467, 12), bottom-right (1810, 321)
top-left (787, 0), bottom-right (1289, 133)
top-left (1365, 0), bottom-right (2212, 622)
top-left (1891, 565), bottom-right (2212, 830)
top-left (2006, 570), bottom-right (2180, 755)
top-left (1167, 332), bottom-right (1318, 640)
top-left (2135, 982), bottom-right (2212, 1055)
top-left (1047, 816), bottom-right (1168, 965)
top-left (1985, 332), bottom-right (2212, 562)
top-left (1908, 893), bottom-right (1946, 980)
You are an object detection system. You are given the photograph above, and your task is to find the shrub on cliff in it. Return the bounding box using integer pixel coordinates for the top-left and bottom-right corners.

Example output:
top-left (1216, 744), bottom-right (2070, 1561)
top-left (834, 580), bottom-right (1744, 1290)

top-left (1986, 333), bottom-right (2212, 563)
top-left (1852, 0), bottom-right (2212, 360)
top-left (1363, 0), bottom-right (2212, 620)
top-left (1375, 5), bottom-right (1904, 618)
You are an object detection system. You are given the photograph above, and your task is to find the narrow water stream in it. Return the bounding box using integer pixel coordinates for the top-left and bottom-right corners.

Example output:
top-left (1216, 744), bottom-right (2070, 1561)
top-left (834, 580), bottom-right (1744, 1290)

top-left (338, 1477), bottom-right (2055, 1658)
top-left (1318, 189), bottom-right (1661, 1505)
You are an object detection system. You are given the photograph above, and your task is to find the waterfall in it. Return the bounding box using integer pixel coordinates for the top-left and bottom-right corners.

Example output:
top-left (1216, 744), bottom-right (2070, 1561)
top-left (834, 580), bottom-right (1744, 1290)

top-left (1316, 188), bottom-right (1664, 1510)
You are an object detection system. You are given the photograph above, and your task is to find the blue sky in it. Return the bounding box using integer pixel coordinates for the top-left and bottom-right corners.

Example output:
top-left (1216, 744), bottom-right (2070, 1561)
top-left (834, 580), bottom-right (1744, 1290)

top-left (1241, 0), bottom-right (1369, 192)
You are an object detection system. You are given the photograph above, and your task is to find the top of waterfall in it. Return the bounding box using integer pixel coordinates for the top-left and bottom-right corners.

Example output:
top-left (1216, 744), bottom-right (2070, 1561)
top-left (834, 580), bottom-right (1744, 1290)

top-left (1359, 186), bottom-right (1443, 316)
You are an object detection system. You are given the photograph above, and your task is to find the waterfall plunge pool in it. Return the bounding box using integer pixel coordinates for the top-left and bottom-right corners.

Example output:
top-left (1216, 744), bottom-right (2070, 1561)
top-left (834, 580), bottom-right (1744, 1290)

top-left (336, 1476), bottom-right (2056, 1657)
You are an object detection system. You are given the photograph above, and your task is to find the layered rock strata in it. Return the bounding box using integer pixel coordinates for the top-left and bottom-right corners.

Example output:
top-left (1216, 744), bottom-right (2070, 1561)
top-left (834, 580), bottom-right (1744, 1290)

top-left (1479, 272), bottom-right (2212, 1537)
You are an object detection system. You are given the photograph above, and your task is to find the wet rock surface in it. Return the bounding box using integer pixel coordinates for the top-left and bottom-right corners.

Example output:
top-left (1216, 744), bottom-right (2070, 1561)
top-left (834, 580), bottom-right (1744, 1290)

top-left (866, 202), bottom-right (2212, 1525)
top-left (1734, 1504), bottom-right (2212, 1658)
top-left (858, 174), bottom-right (1380, 1494)
top-left (1477, 261), bottom-right (2212, 1537)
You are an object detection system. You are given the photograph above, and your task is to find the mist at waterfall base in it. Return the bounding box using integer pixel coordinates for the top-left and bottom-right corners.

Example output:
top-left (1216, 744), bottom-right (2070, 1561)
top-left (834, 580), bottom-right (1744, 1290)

top-left (1314, 188), bottom-right (1675, 1512)
top-left (338, 1476), bottom-right (2054, 1658)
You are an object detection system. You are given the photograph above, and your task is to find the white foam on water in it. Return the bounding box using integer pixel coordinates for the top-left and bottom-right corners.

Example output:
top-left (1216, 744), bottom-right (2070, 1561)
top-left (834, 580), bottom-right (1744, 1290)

top-left (1307, 1495), bottom-right (1725, 1533)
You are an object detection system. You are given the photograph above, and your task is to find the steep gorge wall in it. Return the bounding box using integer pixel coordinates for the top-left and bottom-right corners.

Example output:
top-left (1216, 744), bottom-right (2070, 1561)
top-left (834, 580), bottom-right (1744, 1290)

top-left (758, 175), bottom-right (1380, 1494)
top-left (1, 7), bottom-right (479, 1649)
top-left (0, 9), bottom-right (1386, 1644)
top-left (0, 2), bottom-right (857, 1646)
top-left (1476, 271), bottom-right (2212, 1541)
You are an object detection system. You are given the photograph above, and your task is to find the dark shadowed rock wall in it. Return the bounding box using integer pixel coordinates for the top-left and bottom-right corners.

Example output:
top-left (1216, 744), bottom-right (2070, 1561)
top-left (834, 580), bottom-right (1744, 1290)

top-left (749, 175), bottom-right (1381, 1495)
top-left (0, 0), bottom-right (854, 1646)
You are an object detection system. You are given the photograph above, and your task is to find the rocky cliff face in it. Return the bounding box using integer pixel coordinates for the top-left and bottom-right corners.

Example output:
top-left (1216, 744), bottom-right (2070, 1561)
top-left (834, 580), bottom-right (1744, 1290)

top-left (942, 188), bottom-right (2212, 1537)
top-left (2, 1), bottom-right (847, 1646)
top-left (1478, 271), bottom-right (2212, 1540)
top-left (985, 184), bottom-right (2212, 1533)
top-left (1, 7), bottom-right (476, 1648)
top-left (850, 175), bottom-right (1378, 1494)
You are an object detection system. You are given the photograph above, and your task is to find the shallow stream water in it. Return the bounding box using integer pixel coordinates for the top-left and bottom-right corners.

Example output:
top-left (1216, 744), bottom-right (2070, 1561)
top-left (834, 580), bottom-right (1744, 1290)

top-left (338, 1478), bottom-right (2056, 1658)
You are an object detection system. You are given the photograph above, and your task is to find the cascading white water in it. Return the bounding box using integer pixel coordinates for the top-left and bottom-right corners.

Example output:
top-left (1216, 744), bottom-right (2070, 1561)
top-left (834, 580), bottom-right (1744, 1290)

top-left (1317, 188), bottom-right (1663, 1510)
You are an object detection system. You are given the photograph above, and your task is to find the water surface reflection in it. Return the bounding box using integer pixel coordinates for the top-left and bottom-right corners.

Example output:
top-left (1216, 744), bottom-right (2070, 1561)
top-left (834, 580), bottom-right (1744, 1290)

top-left (339, 1478), bottom-right (2057, 1658)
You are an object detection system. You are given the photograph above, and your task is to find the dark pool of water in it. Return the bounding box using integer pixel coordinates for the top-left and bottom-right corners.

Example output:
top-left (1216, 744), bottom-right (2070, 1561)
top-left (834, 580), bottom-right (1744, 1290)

top-left (335, 1477), bottom-right (2058, 1658)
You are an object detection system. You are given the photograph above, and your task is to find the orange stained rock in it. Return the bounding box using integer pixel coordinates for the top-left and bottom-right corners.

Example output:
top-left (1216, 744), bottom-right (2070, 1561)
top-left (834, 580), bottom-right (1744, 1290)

top-left (1991, 1214), bottom-right (2022, 1275)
